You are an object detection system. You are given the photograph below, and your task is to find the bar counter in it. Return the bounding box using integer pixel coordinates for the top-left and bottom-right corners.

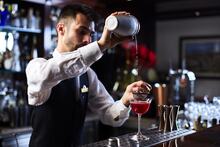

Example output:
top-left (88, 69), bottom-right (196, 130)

top-left (82, 125), bottom-right (220, 147)
top-left (0, 122), bottom-right (220, 146)
top-left (178, 125), bottom-right (220, 147)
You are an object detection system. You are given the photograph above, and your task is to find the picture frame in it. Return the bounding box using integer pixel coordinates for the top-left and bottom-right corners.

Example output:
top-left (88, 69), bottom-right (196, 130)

top-left (179, 36), bottom-right (220, 78)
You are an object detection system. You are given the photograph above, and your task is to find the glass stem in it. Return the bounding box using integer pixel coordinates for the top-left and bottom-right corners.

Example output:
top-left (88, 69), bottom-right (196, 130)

top-left (137, 114), bottom-right (142, 135)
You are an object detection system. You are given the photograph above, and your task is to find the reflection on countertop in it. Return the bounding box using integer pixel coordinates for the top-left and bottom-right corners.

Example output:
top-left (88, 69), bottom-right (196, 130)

top-left (0, 126), bottom-right (32, 146)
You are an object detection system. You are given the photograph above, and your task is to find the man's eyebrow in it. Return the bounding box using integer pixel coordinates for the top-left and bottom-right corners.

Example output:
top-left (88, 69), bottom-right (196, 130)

top-left (79, 26), bottom-right (94, 33)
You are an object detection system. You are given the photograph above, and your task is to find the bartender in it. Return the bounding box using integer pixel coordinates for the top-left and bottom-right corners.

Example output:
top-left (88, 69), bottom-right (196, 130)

top-left (26, 4), bottom-right (152, 147)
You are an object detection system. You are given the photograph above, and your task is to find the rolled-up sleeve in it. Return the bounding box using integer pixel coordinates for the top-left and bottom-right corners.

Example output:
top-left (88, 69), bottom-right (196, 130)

top-left (26, 41), bottom-right (103, 106)
top-left (87, 69), bottom-right (130, 127)
top-left (79, 41), bottom-right (103, 66)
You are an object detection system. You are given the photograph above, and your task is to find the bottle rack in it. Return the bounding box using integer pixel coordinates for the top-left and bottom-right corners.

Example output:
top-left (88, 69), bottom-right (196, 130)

top-left (0, 0), bottom-right (45, 128)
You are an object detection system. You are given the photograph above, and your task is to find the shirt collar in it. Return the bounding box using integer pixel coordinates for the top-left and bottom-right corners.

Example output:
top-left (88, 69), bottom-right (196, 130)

top-left (52, 49), bottom-right (61, 57)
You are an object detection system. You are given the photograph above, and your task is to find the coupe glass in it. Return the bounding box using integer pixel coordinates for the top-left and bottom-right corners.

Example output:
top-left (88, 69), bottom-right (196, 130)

top-left (130, 92), bottom-right (152, 142)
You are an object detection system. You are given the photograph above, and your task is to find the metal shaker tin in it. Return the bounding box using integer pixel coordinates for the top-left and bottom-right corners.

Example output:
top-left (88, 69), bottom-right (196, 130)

top-left (105, 15), bottom-right (140, 36)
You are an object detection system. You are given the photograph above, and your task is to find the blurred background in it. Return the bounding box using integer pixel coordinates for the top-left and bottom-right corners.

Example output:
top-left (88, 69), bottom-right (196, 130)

top-left (0, 0), bottom-right (220, 145)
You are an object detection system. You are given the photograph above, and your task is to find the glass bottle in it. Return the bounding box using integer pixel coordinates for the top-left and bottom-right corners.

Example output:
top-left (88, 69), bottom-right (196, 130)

top-left (0, 1), bottom-right (10, 26)
top-left (31, 36), bottom-right (38, 59)
top-left (27, 8), bottom-right (35, 29)
top-left (10, 3), bottom-right (20, 27)
top-left (35, 10), bottom-right (41, 30)
top-left (11, 32), bottom-right (21, 72)
top-left (20, 9), bottom-right (27, 28)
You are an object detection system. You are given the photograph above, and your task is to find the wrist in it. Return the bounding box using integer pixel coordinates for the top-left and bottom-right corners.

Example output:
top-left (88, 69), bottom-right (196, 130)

top-left (122, 98), bottom-right (130, 107)
top-left (97, 40), bottom-right (107, 52)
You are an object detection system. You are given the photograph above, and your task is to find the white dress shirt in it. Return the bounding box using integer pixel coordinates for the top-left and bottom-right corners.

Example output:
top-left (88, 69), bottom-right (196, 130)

top-left (26, 41), bottom-right (130, 126)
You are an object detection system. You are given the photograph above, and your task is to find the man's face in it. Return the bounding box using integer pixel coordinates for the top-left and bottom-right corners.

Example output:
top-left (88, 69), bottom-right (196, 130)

top-left (62, 13), bottom-right (95, 52)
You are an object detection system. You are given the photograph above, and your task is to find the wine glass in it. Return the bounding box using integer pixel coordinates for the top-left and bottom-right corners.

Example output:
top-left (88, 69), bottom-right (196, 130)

top-left (130, 92), bottom-right (152, 142)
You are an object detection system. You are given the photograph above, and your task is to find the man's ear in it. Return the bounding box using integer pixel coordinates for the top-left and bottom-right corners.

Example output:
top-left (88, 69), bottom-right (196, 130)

top-left (56, 23), bottom-right (65, 36)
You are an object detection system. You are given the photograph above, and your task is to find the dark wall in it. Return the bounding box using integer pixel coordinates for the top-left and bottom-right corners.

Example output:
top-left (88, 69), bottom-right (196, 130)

top-left (104, 1), bottom-right (156, 48)
top-left (92, 1), bottom-right (156, 91)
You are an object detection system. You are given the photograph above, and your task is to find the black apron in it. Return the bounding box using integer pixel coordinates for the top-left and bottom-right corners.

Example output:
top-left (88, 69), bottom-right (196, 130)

top-left (29, 73), bottom-right (89, 147)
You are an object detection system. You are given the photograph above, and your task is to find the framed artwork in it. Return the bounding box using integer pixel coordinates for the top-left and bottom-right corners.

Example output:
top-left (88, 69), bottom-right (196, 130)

top-left (179, 36), bottom-right (220, 78)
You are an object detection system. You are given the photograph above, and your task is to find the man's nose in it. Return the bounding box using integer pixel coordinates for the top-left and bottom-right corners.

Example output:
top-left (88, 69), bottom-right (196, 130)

top-left (83, 35), bottom-right (91, 44)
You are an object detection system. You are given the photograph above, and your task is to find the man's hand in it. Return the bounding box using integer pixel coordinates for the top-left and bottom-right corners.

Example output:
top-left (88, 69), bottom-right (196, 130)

top-left (121, 81), bottom-right (152, 107)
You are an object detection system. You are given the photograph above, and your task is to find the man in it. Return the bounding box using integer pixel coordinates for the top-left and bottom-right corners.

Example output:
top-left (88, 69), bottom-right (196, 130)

top-left (26, 4), bottom-right (152, 147)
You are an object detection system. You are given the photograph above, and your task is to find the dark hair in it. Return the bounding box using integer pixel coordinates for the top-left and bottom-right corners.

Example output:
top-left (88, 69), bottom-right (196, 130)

top-left (58, 3), bottom-right (98, 23)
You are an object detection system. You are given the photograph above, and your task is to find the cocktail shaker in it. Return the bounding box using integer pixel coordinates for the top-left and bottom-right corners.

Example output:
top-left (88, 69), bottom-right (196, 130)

top-left (105, 15), bottom-right (140, 36)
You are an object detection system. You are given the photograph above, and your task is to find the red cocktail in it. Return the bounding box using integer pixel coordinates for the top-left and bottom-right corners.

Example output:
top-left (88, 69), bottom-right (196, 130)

top-left (130, 93), bottom-right (152, 142)
top-left (130, 101), bottom-right (150, 115)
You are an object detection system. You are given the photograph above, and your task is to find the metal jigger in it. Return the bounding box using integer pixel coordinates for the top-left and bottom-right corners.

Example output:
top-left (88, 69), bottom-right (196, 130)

top-left (164, 105), bottom-right (172, 133)
top-left (158, 105), bottom-right (165, 132)
top-left (168, 139), bottom-right (178, 147)
top-left (170, 105), bottom-right (180, 131)
top-left (107, 137), bottom-right (120, 147)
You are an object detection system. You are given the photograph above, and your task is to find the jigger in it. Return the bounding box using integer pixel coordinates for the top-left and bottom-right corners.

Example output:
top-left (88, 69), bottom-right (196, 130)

top-left (168, 139), bottom-right (178, 147)
top-left (158, 105), bottom-right (165, 132)
top-left (170, 105), bottom-right (180, 131)
top-left (107, 137), bottom-right (120, 147)
top-left (164, 105), bottom-right (172, 133)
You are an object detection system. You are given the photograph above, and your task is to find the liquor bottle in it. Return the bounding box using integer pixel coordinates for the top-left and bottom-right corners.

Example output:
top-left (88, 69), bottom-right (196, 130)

top-left (19, 34), bottom-right (30, 71)
top-left (31, 36), bottom-right (38, 59)
top-left (10, 3), bottom-right (20, 27)
top-left (0, 1), bottom-right (10, 26)
top-left (20, 8), bottom-right (27, 28)
top-left (0, 0), bottom-right (3, 12)
top-left (35, 10), bottom-right (41, 30)
top-left (50, 7), bottom-right (58, 33)
top-left (3, 48), bottom-right (13, 70)
top-left (27, 8), bottom-right (35, 29)
top-left (11, 32), bottom-right (21, 72)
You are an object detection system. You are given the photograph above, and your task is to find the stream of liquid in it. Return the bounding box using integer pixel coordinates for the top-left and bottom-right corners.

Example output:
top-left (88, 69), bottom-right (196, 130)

top-left (134, 35), bottom-right (139, 77)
